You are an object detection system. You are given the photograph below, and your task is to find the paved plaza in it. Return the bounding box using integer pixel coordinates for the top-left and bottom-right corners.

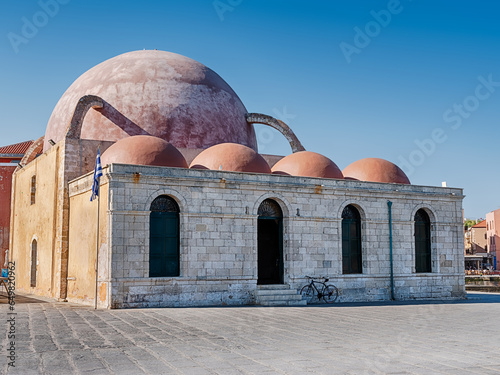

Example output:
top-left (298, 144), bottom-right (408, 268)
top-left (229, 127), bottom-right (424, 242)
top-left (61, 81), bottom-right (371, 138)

top-left (1, 293), bottom-right (500, 375)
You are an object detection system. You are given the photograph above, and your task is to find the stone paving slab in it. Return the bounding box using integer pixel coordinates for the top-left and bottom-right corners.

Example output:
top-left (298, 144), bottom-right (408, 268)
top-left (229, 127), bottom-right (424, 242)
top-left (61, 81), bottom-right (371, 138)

top-left (1, 293), bottom-right (500, 374)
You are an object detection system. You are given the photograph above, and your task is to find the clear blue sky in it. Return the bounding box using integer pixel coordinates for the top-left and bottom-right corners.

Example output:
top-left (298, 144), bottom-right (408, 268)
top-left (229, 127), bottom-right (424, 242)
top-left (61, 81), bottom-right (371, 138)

top-left (1, 0), bottom-right (499, 218)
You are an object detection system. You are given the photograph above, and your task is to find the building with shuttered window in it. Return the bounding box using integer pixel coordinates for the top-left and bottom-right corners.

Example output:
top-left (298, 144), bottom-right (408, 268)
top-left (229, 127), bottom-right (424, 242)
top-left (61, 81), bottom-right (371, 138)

top-left (9, 50), bottom-right (466, 308)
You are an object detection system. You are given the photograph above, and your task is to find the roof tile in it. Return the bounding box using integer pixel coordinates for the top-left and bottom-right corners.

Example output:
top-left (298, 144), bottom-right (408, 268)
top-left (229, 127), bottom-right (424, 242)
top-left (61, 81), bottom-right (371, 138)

top-left (472, 220), bottom-right (486, 228)
top-left (0, 140), bottom-right (34, 155)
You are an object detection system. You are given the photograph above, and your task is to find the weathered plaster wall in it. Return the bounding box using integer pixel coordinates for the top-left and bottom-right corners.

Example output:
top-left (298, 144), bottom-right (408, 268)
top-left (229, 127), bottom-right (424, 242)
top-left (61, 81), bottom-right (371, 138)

top-left (10, 138), bottom-right (114, 300)
top-left (67, 180), bottom-right (109, 307)
top-left (70, 164), bottom-right (465, 308)
top-left (10, 147), bottom-right (59, 297)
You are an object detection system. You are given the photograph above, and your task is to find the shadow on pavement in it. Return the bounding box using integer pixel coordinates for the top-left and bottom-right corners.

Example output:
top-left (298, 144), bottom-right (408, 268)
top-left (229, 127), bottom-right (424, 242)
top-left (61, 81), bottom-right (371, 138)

top-left (307, 292), bottom-right (500, 308)
top-left (0, 292), bottom-right (48, 304)
top-left (0, 292), bottom-right (498, 309)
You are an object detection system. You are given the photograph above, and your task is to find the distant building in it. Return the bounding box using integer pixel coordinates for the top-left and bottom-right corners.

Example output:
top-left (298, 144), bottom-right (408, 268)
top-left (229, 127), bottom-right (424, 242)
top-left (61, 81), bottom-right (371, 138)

top-left (486, 209), bottom-right (500, 270)
top-left (464, 225), bottom-right (471, 253)
top-left (472, 220), bottom-right (487, 253)
top-left (464, 220), bottom-right (492, 271)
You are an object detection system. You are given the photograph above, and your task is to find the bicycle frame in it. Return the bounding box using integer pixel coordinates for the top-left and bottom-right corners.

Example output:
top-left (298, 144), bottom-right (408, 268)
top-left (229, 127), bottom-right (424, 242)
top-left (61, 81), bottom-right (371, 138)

top-left (301, 276), bottom-right (339, 303)
top-left (308, 280), bottom-right (326, 298)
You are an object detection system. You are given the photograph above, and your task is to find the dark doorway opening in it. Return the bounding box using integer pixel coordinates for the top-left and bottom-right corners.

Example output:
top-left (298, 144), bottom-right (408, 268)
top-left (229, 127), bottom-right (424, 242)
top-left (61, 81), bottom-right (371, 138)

top-left (415, 209), bottom-right (431, 273)
top-left (342, 205), bottom-right (362, 274)
top-left (257, 199), bottom-right (283, 285)
top-left (149, 196), bottom-right (180, 277)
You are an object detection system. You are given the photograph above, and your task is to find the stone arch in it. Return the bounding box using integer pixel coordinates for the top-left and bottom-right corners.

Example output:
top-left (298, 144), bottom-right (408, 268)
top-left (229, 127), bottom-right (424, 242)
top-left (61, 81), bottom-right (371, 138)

top-left (253, 193), bottom-right (292, 283)
top-left (410, 203), bottom-right (437, 223)
top-left (335, 200), bottom-right (368, 275)
top-left (253, 192), bottom-right (292, 218)
top-left (410, 204), bottom-right (438, 273)
top-left (245, 113), bottom-right (305, 153)
top-left (256, 198), bottom-right (284, 284)
top-left (65, 95), bottom-right (104, 140)
top-left (149, 195), bottom-right (180, 277)
top-left (144, 188), bottom-right (187, 213)
top-left (144, 188), bottom-right (187, 278)
top-left (337, 199), bottom-right (368, 221)
top-left (18, 136), bottom-right (44, 170)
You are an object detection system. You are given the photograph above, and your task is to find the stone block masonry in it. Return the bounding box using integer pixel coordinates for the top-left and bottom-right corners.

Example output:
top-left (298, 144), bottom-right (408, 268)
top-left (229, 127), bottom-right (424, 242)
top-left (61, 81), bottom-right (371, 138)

top-left (68, 163), bottom-right (465, 308)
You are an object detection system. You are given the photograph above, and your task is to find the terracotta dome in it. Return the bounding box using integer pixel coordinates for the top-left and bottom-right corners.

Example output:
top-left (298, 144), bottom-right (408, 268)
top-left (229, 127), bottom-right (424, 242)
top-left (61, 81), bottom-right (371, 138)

top-left (43, 50), bottom-right (256, 152)
top-left (101, 135), bottom-right (188, 168)
top-left (342, 158), bottom-right (410, 184)
top-left (190, 143), bottom-right (271, 173)
top-left (271, 151), bottom-right (343, 179)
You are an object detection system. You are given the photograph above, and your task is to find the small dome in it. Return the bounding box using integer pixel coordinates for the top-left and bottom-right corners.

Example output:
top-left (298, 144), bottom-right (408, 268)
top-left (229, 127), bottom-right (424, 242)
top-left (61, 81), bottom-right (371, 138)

top-left (342, 158), bottom-right (410, 184)
top-left (271, 151), bottom-right (343, 179)
top-left (190, 143), bottom-right (271, 173)
top-left (101, 135), bottom-right (188, 168)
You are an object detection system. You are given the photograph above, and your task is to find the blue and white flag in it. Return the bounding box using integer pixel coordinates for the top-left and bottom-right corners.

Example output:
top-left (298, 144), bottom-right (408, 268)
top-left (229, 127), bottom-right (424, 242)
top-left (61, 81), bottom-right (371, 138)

top-left (90, 148), bottom-right (103, 202)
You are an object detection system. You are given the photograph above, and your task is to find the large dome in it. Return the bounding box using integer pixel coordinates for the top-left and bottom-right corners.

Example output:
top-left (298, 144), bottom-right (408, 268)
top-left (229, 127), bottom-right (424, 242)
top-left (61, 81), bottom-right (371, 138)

top-left (44, 50), bottom-right (257, 152)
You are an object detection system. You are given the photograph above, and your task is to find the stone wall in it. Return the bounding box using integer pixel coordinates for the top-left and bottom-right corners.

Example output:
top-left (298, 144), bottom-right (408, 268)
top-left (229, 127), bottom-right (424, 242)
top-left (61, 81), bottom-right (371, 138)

top-left (69, 163), bottom-right (465, 308)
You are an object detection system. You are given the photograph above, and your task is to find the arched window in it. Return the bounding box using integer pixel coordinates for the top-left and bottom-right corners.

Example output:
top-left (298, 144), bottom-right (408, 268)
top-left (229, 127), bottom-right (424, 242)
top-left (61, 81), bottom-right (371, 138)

top-left (342, 205), bottom-right (362, 274)
top-left (149, 196), bottom-right (180, 277)
top-left (30, 239), bottom-right (37, 287)
top-left (415, 209), bottom-right (431, 273)
top-left (30, 175), bottom-right (36, 205)
top-left (257, 199), bottom-right (283, 285)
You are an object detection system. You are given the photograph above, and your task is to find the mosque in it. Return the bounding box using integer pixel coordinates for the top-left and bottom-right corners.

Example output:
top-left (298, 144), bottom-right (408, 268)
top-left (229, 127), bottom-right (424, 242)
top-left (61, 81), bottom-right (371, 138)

top-left (10, 50), bottom-right (465, 308)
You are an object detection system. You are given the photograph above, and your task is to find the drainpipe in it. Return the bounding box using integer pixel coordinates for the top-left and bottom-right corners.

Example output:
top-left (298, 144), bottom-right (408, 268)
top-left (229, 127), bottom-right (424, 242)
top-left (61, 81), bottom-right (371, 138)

top-left (387, 201), bottom-right (395, 300)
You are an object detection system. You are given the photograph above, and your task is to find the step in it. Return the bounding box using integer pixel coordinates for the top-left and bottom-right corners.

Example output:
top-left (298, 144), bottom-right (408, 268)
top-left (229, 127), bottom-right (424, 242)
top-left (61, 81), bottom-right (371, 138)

top-left (254, 284), bottom-right (306, 306)
top-left (257, 284), bottom-right (291, 290)
top-left (256, 293), bottom-right (304, 301)
top-left (255, 289), bottom-right (302, 296)
top-left (262, 299), bottom-right (307, 307)
top-left (466, 285), bottom-right (500, 293)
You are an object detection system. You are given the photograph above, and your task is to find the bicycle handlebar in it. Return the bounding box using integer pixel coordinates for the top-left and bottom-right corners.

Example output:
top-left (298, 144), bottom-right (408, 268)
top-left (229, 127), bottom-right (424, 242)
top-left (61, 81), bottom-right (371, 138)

top-left (305, 276), bottom-right (329, 282)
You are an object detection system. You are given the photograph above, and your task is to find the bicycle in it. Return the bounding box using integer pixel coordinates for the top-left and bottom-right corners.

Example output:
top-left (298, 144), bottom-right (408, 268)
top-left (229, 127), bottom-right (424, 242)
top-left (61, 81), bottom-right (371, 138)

top-left (300, 276), bottom-right (339, 304)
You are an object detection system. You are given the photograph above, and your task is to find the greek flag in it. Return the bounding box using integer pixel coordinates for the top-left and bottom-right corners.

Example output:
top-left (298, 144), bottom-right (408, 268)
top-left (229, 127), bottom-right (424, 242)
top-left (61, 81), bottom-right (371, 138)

top-left (90, 148), bottom-right (103, 202)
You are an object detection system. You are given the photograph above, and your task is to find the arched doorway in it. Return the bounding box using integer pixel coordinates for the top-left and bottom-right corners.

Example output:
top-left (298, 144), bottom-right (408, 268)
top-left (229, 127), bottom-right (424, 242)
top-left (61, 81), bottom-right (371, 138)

top-left (415, 209), bottom-right (431, 273)
top-left (342, 205), bottom-right (362, 274)
top-left (257, 199), bottom-right (283, 285)
top-left (149, 196), bottom-right (180, 277)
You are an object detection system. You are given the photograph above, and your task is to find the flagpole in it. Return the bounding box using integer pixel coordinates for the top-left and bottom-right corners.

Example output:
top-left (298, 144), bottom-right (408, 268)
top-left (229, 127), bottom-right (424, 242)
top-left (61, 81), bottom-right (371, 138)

top-left (91, 146), bottom-right (102, 310)
top-left (95, 187), bottom-right (100, 310)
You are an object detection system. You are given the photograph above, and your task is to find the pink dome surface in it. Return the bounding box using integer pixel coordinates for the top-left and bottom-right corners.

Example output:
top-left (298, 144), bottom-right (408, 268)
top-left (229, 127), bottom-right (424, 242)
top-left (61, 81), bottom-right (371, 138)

top-left (101, 135), bottom-right (188, 168)
top-left (190, 143), bottom-right (271, 173)
top-left (342, 158), bottom-right (410, 184)
top-left (271, 151), bottom-right (343, 179)
top-left (44, 50), bottom-right (257, 152)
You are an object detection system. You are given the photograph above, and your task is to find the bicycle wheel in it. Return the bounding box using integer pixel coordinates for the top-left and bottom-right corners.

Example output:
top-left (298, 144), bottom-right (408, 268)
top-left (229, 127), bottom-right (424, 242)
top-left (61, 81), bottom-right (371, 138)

top-left (322, 285), bottom-right (339, 303)
top-left (300, 285), bottom-right (314, 303)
